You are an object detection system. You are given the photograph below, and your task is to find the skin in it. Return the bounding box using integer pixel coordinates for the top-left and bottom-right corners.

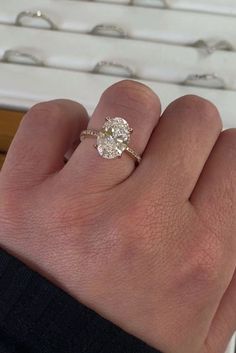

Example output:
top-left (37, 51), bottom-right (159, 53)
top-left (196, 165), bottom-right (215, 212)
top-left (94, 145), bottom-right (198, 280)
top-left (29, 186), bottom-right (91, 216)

top-left (0, 80), bottom-right (235, 353)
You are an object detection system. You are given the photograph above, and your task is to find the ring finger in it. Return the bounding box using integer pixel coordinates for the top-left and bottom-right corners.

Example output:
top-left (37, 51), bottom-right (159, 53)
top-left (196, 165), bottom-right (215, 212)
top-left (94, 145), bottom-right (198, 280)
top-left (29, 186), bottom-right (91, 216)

top-left (62, 80), bottom-right (161, 192)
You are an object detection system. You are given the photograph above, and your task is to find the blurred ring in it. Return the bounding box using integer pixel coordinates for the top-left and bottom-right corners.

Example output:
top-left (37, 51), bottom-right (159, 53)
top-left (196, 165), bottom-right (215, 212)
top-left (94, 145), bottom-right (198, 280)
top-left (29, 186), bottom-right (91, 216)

top-left (183, 73), bottom-right (226, 89)
top-left (93, 60), bottom-right (135, 78)
top-left (130, 0), bottom-right (170, 7)
top-left (16, 10), bottom-right (58, 30)
top-left (192, 39), bottom-right (234, 54)
top-left (2, 49), bottom-right (44, 66)
top-left (91, 24), bottom-right (127, 38)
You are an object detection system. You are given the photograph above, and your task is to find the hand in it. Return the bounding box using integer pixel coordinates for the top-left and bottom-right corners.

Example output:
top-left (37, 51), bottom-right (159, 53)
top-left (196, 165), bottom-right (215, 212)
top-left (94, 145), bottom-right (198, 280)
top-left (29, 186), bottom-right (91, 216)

top-left (0, 80), bottom-right (235, 353)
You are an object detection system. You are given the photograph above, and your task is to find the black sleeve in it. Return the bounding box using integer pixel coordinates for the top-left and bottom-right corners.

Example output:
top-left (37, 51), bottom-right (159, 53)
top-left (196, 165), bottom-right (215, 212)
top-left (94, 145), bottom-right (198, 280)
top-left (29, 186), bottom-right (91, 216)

top-left (0, 249), bottom-right (162, 353)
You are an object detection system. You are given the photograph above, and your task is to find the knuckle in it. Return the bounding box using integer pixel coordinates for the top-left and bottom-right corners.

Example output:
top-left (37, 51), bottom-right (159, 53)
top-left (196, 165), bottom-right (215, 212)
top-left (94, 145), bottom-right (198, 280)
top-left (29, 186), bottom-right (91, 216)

top-left (118, 198), bottom-right (161, 251)
top-left (175, 94), bottom-right (222, 130)
top-left (100, 79), bottom-right (161, 115)
top-left (48, 191), bottom-right (103, 232)
top-left (0, 190), bottom-right (26, 233)
top-left (183, 237), bottom-right (223, 290)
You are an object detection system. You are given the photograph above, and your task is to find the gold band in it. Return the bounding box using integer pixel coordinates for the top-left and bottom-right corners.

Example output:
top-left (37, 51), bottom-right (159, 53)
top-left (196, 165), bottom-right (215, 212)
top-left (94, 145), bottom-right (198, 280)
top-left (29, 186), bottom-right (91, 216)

top-left (80, 129), bottom-right (141, 164)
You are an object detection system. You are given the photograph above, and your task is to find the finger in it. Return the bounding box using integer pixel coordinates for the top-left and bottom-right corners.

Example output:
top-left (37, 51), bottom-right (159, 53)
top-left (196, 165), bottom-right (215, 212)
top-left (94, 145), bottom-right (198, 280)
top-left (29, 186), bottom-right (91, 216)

top-left (1, 99), bottom-right (89, 188)
top-left (205, 271), bottom-right (236, 353)
top-left (61, 80), bottom-right (161, 192)
top-left (190, 128), bottom-right (236, 250)
top-left (133, 95), bottom-right (222, 202)
top-left (190, 129), bottom-right (236, 353)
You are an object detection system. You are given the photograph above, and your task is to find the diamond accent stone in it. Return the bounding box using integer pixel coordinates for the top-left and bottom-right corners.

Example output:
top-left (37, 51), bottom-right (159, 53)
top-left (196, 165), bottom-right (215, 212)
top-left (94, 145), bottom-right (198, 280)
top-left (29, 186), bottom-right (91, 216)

top-left (97, 117), bottom-right (131, 159)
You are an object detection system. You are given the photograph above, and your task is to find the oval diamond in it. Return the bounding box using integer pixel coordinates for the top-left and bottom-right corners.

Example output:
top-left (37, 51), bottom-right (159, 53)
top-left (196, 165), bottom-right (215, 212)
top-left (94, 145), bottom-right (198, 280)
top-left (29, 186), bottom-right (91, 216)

top-left (97, 117), bottom-right (131, 159)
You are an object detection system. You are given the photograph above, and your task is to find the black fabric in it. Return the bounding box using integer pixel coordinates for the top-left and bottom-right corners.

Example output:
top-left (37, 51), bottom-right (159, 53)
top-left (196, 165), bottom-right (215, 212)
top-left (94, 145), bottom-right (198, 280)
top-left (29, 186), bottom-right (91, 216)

top-left (0, 249), bottom-right (161, 353)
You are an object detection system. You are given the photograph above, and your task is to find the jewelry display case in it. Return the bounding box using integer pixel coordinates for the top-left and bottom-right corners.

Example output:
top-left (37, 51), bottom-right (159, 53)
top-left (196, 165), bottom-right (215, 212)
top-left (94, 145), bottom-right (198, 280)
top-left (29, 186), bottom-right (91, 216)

top-left (0, 1), bottom-right (235, 350)
top-left (1, 1), bottom-right (236, 129)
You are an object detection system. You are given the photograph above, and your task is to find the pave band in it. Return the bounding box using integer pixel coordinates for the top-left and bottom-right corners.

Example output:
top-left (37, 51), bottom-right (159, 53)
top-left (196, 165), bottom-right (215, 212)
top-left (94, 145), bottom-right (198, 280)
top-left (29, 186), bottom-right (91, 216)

top-left (80, 117), bottom-right (141, 164)
top-left (80, 130), bottom-right (99, 139)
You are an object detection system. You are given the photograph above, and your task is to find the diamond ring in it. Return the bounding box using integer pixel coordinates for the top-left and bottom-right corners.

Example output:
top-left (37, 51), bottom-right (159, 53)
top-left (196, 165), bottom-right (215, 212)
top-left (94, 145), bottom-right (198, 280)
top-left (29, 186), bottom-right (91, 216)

top-left (80, 117), bottom-right (141, 164)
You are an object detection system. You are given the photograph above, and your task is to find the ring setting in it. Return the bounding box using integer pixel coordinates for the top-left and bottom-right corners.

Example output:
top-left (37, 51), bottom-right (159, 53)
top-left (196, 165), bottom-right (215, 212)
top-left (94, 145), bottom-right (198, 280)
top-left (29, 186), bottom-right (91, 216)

top-left (80, 117), bottom-right (141, 164)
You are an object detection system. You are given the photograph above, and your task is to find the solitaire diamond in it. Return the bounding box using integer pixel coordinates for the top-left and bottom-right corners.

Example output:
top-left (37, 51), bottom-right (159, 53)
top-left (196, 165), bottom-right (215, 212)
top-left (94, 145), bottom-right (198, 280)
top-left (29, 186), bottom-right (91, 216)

top-left (97, 117), bottom-right (131, 159)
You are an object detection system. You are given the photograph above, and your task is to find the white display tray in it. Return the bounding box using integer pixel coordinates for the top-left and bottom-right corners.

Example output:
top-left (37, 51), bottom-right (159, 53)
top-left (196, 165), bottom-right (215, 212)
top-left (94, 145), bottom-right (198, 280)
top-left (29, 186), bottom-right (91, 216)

top-left (0, 63), bottom-right (236, 128)
top-left (1, 25), bottom-right (236, 90)
top-left (1, 0), bottom-right (236, 47)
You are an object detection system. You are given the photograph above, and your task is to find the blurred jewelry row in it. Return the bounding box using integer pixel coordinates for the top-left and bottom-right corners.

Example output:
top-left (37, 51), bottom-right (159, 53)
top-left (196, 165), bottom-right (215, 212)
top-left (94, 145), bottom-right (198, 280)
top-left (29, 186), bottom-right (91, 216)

top-left (0, 47), bottom-right (229, 90)
top-left (1, 0), bottom-right (236, 131)
top-left (13, 10), bottom-right (235, 56)
top-left (76, 0), bottom-right (236, 16)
